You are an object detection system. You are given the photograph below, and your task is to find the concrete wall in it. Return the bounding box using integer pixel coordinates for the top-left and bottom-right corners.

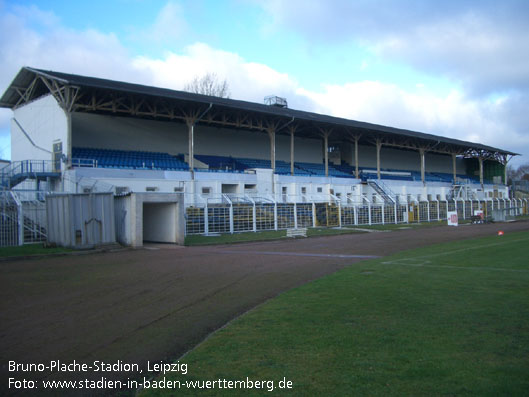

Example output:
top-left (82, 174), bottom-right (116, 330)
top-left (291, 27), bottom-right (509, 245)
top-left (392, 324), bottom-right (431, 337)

top-left (143, 203), bottom-right (177, 243)
top-left (71, 112), bottom-right (471, 175)
top-left (72, 113), bottom-right (186, 156)
top-left (72, 113), bottom-right (322, 162)
top-left (12, 94), bottom-right (67, 163)
top-left (351, 144), bottom-right (466, 174)
top-left (114, 193), bottom-right (185, 247)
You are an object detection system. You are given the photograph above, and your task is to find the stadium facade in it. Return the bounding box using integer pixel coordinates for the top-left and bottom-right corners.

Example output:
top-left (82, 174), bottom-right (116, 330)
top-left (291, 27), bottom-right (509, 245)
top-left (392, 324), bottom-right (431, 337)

top-left (0, 67), bottom-right (525, 243)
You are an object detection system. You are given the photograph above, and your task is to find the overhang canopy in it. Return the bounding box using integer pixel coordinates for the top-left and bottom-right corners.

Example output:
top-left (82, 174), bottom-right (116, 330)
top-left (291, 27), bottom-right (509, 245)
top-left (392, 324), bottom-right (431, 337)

top-left (0, 66), bottom-right (518, 162)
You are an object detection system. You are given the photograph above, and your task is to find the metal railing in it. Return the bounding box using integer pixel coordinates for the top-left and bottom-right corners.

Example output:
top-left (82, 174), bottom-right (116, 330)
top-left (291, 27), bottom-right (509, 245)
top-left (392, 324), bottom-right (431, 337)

top-left (1, 160), bottom-right (57, 188)
top-left (185, 197), bottom-right (529, 236)
top-left (0, 190), bottom-right (48, 247)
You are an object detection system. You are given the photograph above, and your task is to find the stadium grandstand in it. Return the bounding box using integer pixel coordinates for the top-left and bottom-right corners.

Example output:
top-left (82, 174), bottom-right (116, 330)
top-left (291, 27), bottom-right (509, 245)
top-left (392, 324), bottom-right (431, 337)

top-left (0, 67), bottom-right (527, 245)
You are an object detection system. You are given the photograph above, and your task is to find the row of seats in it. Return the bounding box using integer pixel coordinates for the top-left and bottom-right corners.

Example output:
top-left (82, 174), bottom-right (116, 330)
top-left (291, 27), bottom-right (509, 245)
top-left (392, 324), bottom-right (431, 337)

top-left (72, 147), bottom-right (189, 170)
top-left (72, 148), bottom-right (487, 183)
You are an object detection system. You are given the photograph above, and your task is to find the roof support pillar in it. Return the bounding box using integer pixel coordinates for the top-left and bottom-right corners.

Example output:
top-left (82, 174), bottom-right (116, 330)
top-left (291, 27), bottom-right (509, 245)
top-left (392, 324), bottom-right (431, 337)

top-left (324, 133), bottom-right (329, 177)
top-left (289, 126), bottom-right (295, 176)
top-left (500, 154), bottom-right (513, 185)
top-left (419, 148), bottom-right (426, 184)
top-left (452, 154), bottom-right (457, 183)
top-left (318, 128), bottom-right (332, 178)
top-left (479, 156), bottom-right (484, 188)
top-left (354, 136), bottom-right (360, 179)
top-left (376, 139), bottom-right (382, 180)
top-left (65, 111), bottom-right (72, 169)
top-left (186, 120), bottom-right (195, 173)
top-left (184, 104), bottom-right (213, 178)
top-left (268, 128), bottom-right (276, 173)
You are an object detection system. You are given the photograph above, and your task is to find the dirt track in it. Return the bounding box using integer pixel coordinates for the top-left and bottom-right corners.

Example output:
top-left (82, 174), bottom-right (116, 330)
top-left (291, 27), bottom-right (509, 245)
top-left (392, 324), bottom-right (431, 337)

top-left (1, 221), bottom-right (529, 394)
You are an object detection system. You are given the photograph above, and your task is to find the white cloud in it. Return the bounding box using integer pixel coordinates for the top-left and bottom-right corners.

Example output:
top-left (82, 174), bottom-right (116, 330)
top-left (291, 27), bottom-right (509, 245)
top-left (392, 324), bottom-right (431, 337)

top-left (133, 43), bottom-right (299, 103)
top-left (0, 1), bottom-right (527, 165)
top-left (0, 6), bottom-right (147, 90)
top-left (298, 81), bottom-right (528, 159)
top-left (130, 1), bottom-right (188, 45)
top-left (256, 0), bottom-right (529, 96)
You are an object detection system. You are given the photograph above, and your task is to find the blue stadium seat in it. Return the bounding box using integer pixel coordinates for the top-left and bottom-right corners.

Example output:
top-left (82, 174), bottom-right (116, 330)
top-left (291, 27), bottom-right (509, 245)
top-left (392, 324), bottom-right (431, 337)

top-left (72, 147), bottom-right (189, 171)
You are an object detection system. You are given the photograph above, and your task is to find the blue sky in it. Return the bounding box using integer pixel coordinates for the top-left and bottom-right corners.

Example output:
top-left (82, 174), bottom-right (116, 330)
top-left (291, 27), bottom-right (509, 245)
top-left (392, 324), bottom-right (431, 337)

top-left (1, 0), bottom-right (528, 166)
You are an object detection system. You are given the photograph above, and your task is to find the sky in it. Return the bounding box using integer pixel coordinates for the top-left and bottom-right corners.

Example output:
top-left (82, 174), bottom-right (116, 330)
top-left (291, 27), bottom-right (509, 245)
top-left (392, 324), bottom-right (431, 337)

top-left (1, 0), bottom-right (528, 166)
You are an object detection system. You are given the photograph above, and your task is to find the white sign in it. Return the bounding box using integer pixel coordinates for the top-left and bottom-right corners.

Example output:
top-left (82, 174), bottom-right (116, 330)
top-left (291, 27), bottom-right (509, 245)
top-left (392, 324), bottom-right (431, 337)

top-left (447, 211), bottom-right (458, 226)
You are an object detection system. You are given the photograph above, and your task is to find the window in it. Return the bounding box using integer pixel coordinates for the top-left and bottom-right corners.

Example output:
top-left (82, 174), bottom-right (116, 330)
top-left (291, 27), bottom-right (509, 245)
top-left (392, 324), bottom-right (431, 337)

top-left (301, 187), bottom-right (307, 194)
top-left (146, 187), bottom-right (158, 192)
top-left (202, 187), bottom-right (211, 195)
top-left (174, 187), bottom-right (184, 192)
top-left (116, 186), bottom-right (129, 195)
top-left (317, 187), bottom-right (323, 193)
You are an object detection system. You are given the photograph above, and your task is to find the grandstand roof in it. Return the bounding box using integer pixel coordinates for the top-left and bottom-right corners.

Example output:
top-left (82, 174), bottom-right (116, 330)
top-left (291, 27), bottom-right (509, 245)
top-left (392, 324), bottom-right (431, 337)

top-left (0, 66), bottom-right (518, 158)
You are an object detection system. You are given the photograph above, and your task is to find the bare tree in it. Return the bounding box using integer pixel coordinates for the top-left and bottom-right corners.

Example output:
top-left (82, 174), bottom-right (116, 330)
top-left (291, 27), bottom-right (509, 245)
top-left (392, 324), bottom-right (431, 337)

top-left (508, 162), bottom-right (529, 183)
top-left (183, 73), bottom-right (230, 98)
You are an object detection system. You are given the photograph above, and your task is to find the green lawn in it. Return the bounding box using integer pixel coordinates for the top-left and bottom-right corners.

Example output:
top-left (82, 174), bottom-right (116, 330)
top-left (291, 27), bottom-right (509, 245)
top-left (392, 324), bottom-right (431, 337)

top-left (184, 227), bottom-right (367, 246)
top-left (183, 222), bottom-right (454, 246)
top-left (143, 231), bottom-right (529, 396)
top-left (0, 243), bottom-right (71, 258)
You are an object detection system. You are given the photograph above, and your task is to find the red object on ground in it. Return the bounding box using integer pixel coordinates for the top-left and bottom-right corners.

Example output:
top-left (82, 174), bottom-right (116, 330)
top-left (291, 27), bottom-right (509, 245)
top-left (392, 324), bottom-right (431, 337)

top-left (498, 231), bottom-right (504, 236)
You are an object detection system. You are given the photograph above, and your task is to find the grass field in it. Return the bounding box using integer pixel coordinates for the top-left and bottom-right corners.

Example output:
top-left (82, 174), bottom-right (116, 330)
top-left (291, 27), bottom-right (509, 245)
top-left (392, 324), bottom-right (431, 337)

top-left (183, 222), bottom-right (451, 246)
top-left (143, 230), bottom-right (529, 396)
top-left (184, 227), bottom-right (368, 246)
top-left (0, 243), bottom-right (71, 257)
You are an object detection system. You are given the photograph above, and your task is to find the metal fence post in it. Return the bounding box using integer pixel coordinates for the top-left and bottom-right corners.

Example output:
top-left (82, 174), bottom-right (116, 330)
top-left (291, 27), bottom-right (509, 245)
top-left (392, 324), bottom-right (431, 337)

top-left (204, 203), bottom-right (209, 235)
top-left (381, 203), bottom-right (385, 225)
top-left (312, 202), bottom-right (316, 228)
top-left (338, 202), bottom-right (342, 228)
top-left (17, 200), bottom-right (24, 246)
top-left (252, 202), bottom-right (257, 232)
top-left (229, 203), bottom-right (234, 234)
top-left (394, 202), bottom-right (397, 224)
top-left (294, 202), bottom-right (298, 229)
top-left (354, 204), bottom-right (358, 225)
top-left (274, 202), bottom-right (278, 231)
top-left (368, 203), bottom-right (372, 225)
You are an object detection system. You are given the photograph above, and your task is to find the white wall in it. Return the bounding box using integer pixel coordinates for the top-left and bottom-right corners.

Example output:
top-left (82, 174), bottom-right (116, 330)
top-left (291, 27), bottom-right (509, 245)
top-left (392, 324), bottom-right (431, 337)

top-left (143, 203), bottom-right (177, 243)
top-left (72, 113), bottom-right (186, 155)
top-left (352, 144), bottom-right (466, 174)
top-left (114, 193), bottom-right (185, 247)
top-left (72, 113), bottom-right (322, 162)
top-left (12, 94), bottom-right (67, 162)
top-left (72, 112), bottom-right (472, 175)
